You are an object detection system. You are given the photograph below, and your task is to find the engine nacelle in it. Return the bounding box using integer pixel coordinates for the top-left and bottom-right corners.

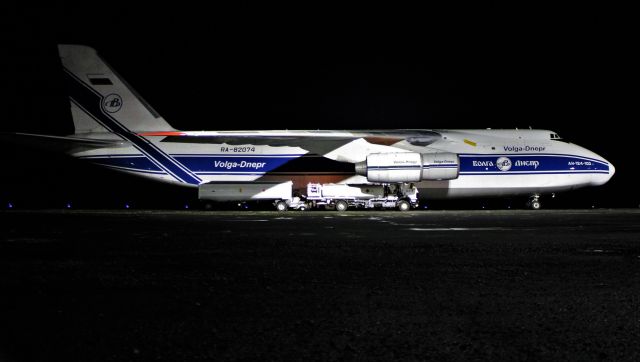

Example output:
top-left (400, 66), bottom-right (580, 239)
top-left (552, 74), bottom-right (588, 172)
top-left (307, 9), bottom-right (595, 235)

top-left (421, 152), bottom-right (460, 180)
top-left (355, 152), bottom-right (459, 182)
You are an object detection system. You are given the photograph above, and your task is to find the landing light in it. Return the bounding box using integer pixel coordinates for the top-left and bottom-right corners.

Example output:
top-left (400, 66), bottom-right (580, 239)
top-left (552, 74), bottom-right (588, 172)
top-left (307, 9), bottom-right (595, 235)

top-left (7, 202), bottom-right (13, 209)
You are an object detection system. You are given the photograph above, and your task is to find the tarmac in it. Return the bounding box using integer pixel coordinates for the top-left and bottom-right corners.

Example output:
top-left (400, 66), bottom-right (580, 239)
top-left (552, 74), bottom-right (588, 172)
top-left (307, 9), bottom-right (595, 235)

top-left (1, 209), bottom-right (639, 361)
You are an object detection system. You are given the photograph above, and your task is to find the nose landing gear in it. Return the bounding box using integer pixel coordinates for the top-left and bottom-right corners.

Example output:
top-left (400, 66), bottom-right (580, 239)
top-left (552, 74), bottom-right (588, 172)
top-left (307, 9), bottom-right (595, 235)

top-left (526, 195), bottom-right (542, 210)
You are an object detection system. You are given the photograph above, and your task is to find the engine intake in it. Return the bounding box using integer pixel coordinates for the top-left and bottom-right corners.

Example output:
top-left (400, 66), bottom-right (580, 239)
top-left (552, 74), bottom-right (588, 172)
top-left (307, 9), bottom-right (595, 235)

top-left (355, 152), bottom-right (459, 182)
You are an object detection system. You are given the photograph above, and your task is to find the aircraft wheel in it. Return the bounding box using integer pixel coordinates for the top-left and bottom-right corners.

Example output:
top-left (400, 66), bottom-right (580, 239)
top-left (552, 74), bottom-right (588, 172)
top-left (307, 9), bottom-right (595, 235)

top-left (275, 201), bottom-right (288, 211)
top-left (335, 200), bottom-right (348, 212)
top-left (530, 200), bottom-right (542, 210)
top-left (397, 200), bottom-right (410, 211)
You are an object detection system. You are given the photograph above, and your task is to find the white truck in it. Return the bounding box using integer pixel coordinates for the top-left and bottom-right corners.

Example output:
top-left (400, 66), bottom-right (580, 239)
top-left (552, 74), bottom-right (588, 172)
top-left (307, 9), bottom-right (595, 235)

top-left (285, 182), bottom-right (419, 211)
top-left (198, 181), bottom-right (419, 211)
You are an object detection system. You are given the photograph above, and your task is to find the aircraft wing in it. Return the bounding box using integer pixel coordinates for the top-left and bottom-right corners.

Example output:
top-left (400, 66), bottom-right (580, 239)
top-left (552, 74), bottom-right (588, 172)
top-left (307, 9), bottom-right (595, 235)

top-left (157, 133), bottom-right (442, 163)
top-left (159, 135), bottom-right (366, 155)
top-left (156, 130), bottom-right (440, 152)
top-left (2, 132), bottom-right (130, 154)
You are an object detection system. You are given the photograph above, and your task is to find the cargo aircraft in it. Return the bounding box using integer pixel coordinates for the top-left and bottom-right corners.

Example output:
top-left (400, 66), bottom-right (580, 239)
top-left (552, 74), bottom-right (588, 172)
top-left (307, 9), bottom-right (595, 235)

top-left (9, 45), bottom-right (615, 209)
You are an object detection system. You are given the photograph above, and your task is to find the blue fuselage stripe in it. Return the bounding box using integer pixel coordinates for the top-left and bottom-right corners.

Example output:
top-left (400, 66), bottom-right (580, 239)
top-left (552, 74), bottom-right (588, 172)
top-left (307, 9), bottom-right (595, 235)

top-left (458, 154), bottom-right (609, 174)
top-left (79, 153), bottom-right (610, 178)
top-left (461, 171), bottom-right (610, 175)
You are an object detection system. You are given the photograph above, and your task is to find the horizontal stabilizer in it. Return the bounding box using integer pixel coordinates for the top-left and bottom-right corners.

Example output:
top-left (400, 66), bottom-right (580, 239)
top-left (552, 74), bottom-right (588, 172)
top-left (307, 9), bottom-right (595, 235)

top-left (2, 132), bottom-right (129, 154)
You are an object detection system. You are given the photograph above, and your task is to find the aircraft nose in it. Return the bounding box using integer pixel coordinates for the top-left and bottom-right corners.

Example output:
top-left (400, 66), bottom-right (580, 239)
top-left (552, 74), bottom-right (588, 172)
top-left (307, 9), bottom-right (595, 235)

top-left (608, 161), bottom-right (615, 179)
top-left (594, 157), bottom-right (615, 186)
top-left (589, 154), bottom-right (615, 186)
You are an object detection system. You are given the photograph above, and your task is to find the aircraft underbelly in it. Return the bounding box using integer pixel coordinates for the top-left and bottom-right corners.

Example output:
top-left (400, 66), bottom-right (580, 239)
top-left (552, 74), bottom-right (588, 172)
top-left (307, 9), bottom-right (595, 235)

top-left (418, 173), bottom-right (593, 199)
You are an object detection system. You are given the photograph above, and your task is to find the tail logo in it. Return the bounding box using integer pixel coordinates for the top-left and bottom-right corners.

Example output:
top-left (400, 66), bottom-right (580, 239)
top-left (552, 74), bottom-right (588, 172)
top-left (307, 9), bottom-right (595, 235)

top-left (102, 94), bottom-right (123, 113)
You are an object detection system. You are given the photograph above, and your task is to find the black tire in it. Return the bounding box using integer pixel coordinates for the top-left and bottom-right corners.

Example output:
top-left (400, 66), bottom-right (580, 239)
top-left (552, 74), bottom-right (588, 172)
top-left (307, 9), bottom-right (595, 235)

top-left (275, 201), bottom-right (288, 211)
top-left (397, 200), bottom-right (410, 211)
top-left (335, 200), bottom-right (348, 212)
top-left (530, 200), bottom-right (541, 210)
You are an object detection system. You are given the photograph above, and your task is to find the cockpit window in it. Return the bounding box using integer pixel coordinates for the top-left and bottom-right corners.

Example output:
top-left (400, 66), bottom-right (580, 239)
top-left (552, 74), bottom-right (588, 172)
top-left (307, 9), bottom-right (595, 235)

top-left (550, 133), bottom-right (562, 140)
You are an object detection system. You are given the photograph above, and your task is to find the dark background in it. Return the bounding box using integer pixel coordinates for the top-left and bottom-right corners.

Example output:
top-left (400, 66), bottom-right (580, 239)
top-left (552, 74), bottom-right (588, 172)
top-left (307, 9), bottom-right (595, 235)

top-left (0, 3), bottom-right (635, 208)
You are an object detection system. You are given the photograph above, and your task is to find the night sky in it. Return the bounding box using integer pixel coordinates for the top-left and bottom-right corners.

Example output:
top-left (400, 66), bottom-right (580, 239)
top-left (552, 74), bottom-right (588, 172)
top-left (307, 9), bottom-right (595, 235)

top-left (0, 4), bottom-right (635, 208)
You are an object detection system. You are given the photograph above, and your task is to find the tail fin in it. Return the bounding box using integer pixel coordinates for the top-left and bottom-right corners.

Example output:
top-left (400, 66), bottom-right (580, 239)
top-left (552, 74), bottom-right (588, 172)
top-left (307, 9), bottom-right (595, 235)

top-left (58, 44), bottom-right (176, 135)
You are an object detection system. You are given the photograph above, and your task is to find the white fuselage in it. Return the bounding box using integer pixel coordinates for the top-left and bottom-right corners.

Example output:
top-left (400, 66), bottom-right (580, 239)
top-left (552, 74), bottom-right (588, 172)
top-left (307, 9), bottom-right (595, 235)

top-left (71, 128), bottom-right (614, 200)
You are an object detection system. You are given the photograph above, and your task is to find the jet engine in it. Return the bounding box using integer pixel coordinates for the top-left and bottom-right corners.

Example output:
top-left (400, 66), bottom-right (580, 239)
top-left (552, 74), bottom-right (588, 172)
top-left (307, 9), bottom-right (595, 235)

top-left (355, 152), bottom-right (459, 182)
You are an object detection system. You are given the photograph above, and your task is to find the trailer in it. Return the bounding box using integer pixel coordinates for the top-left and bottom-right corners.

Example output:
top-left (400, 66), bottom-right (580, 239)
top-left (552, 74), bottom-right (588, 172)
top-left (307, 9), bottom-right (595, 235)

top-left (199, 181), bottom-right (293, 211)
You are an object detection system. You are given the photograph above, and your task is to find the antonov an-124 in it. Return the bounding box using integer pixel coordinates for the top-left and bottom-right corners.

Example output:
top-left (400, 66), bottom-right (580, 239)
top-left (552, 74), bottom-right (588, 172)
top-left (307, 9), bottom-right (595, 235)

top-left (9, 45), bottom-right (615, 210)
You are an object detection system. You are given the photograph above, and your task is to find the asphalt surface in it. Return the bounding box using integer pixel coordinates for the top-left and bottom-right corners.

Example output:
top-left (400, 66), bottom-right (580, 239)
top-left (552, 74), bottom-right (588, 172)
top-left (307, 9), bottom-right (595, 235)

top-left (1, 209), bottom-right (639, 361)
